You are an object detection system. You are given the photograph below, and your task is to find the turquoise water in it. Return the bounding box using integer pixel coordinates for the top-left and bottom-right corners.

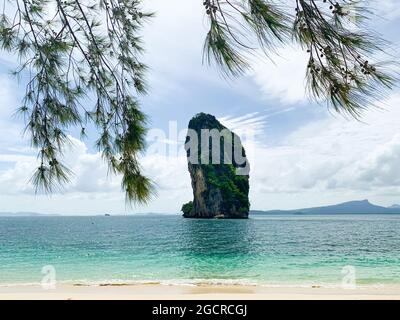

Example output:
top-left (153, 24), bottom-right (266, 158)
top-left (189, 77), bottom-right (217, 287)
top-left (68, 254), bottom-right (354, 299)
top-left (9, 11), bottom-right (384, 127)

top-left (0, 214), bottom-right (400, 287)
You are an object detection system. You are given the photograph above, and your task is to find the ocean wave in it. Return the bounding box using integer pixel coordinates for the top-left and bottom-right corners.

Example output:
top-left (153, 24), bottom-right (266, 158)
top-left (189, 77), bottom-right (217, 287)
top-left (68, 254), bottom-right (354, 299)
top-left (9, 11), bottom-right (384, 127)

top-left (0, 282), bottom-right (43, 288)
top-left (54, 279), bottom-right (387, 289)
top-left (0, 278), bottom-right (390, 290)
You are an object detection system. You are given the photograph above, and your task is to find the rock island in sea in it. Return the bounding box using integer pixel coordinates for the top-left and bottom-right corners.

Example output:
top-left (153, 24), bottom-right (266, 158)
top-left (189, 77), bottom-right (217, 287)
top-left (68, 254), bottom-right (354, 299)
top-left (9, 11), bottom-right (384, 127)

top-left (181, 113), bottom-right (250, 219)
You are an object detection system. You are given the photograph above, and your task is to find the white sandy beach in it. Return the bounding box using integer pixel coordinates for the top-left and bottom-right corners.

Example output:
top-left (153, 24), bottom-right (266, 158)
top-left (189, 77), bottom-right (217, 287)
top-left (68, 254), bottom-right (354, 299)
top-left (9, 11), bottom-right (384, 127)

top-left (0, 284), bottom-right (400, 300)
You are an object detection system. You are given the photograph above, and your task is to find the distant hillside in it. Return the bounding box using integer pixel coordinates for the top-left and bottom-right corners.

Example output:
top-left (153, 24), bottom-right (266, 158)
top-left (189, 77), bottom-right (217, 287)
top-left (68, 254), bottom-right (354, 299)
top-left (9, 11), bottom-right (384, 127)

top-left (251, 200), bottom-right (400, 215)
top-left (0, 212), bottom-right (59, 217)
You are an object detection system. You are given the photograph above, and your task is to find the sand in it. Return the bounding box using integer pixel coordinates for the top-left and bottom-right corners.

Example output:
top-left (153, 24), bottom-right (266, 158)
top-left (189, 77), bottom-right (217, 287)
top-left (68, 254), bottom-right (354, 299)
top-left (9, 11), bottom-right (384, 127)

top-left (0, 284), bottom-right (399, 300)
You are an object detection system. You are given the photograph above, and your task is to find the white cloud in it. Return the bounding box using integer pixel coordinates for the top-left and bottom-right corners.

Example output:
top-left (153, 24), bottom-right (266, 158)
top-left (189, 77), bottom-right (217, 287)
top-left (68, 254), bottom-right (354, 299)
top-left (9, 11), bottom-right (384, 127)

top-left (0, 134), bottom-right (193, 214)
top-left (372, 0), bottom-right (400, 21)
top-left (219, 112), bottom-right (267, 138)
top-left (0, 156), bottom-right (36, 195)
top-left (249, 47), bottom-right (309, 104)
top-left (247, 93), bottom-right (400, 209)
top-left (355, 134), bottom-right (400, 187)
top-left (142, 0), bottom-right (226, 102)
top-left (0, 137), bottom-right (114, 196)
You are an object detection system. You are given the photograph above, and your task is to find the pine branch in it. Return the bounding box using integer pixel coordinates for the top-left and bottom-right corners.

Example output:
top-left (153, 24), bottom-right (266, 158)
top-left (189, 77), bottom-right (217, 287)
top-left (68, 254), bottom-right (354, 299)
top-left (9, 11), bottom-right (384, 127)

top-left (203, 0), bottom-right (398, 117)
top-left (0, 0), bottom-right (154, 203)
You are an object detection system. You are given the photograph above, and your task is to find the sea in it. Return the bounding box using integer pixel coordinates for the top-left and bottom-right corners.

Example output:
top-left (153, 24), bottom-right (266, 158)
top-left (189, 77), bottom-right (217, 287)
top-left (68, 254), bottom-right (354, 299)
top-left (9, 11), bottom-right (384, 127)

top-left (0, 214), bottom-right (400, 288)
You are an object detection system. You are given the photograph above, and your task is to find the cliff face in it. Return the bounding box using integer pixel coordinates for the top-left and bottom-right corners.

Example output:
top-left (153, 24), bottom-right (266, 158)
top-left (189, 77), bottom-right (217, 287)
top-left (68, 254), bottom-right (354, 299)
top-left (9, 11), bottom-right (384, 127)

top-left (182, 113), bottom-right (250, 219)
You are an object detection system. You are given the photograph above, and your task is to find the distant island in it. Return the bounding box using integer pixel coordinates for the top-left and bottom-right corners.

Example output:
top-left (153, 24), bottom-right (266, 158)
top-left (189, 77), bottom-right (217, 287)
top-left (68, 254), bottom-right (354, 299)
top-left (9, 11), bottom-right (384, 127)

top-left (251, 200), bottom-right (400, 215)
top-left (1, 200), bottom-right (400, 217)
top-left (0, 212), bottom-right (60, 217)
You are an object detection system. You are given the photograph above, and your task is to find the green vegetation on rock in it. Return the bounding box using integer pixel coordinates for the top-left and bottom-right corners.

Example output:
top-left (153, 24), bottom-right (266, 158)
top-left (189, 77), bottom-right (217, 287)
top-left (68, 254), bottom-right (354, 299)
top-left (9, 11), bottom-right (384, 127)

top-left (181, 201), bottom-right (193, 216)
top-left (182, 113), bottom-right (250, 219)
top-left (203, 164), bottom-right (249, 213)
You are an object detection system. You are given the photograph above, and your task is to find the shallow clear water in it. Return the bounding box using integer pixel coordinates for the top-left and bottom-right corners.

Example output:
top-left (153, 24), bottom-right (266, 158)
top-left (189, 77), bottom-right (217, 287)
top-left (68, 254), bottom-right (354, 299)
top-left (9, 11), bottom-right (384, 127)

top-left (0, 214), bottom-right (400, 287)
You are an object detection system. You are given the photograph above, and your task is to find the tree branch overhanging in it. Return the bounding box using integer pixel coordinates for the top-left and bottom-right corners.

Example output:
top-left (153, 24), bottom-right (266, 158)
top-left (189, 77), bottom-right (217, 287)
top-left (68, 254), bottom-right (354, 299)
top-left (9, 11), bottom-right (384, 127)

top-left (203, 0), bottom-right (398, 116)
top-left (0, 0), bottom-right (154, 203)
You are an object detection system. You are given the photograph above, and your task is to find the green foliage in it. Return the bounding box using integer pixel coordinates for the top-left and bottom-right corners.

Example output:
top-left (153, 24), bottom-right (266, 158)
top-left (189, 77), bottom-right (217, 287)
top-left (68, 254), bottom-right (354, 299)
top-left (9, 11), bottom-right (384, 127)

top-left (0, 0), bottom-right (154, 203)
top-left (203, 164), bottom-right (249, 213)
top-left (203, 0), bottom-right (398, 116)
top-left (181, 201), bottom-right (193, 215)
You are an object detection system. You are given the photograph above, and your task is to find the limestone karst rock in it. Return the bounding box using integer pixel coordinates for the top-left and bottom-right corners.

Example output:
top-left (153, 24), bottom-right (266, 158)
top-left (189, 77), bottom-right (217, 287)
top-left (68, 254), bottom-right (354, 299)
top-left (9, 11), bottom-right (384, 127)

top-left (181, 113), bottom-right (250, 219)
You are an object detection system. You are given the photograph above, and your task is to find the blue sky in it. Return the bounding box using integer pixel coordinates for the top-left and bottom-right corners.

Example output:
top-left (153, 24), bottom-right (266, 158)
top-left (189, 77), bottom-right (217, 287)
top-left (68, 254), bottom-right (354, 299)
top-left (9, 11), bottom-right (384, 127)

top-left (0, 0), bottom-right (400, 215)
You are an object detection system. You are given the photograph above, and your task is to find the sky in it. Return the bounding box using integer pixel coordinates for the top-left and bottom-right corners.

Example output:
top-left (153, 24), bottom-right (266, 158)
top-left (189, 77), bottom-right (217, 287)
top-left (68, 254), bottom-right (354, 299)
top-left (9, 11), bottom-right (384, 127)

top-left (0, 0), bottom-right (400, 215)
